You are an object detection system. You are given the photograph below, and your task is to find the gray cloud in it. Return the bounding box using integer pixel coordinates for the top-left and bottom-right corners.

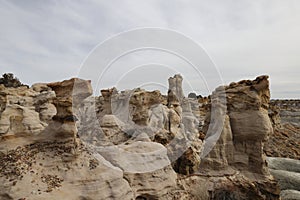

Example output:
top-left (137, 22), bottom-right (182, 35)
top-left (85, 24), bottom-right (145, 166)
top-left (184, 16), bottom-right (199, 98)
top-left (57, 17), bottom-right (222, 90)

top-left (0, 0), bottom-right (299, 98)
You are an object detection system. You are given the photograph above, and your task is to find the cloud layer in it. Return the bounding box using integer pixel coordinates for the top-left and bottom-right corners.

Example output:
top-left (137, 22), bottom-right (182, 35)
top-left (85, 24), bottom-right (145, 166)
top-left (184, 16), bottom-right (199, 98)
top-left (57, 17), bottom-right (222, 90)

top-left (0, 0), bottom-right (299, 98)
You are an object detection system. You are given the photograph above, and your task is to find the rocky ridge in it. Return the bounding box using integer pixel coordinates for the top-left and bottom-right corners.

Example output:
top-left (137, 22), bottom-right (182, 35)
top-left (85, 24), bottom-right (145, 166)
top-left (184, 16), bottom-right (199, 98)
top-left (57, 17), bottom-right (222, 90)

top-left (265, 99), bottom-right (300, 159)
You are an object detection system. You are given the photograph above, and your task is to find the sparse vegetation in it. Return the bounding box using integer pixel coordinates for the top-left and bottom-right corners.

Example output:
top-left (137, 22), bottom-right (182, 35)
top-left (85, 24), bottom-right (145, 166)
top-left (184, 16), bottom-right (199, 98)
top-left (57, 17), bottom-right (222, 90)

top-left (0, 73), bottom-right (25, 88)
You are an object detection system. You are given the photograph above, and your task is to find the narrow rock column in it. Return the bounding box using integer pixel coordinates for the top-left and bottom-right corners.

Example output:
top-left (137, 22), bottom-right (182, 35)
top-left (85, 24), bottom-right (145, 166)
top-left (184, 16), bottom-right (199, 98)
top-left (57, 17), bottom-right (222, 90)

top-left (168, 74), bottom-right (184, 103)
top-left (47, 78), bottom-right (92, 138)
top-left (200, 76), bottom-right (274, 175)
top-left (227, 76), bottom-right (272, 175)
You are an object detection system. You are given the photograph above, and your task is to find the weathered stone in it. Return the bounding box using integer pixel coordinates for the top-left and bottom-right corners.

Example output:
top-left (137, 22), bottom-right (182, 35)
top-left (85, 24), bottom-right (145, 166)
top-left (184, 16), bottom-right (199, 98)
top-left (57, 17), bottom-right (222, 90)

top-left (97, 141), bottom-right (178, 198)
top-left (267, 157), bottom-right (300, 199)
top-left (0, 85), bottom-right (55, 137)
top-left (173, 144), bottom-right (201, 175)
top-left (265, 99), bottom-right (300, 160)
top-left (270, 99), bottom-right (300, 127)
top-left (200, 115), bottom-right (234, 170)
top-left (31, 83), bottom-right (52, 93)
top-left (168, 74), bottom-right (184, 102)
top-left (265, 123), bottom-right (300, 159)
top-left (46, 78), bottom-right (92, 137)
top-left (179, 173), bottom-right (280, 200)
top-left (129, 89), bottom-right (162, 126)
top-left (0, 140), bottom-right (134, 200)
top-left (226, 75), bottom-right (272, 174)
top-left (98, 87), bottom-right (118, 117)
top-left (0, 74), bottom-right (287, 200)
top-left (269, 169), bottom-right (300, 191)
top-left (100, 114), bottom-right (130, 145)
top-left (280, 190), bottom-right (300, 200)
top-left (267, 157), bottom-right (300, 173)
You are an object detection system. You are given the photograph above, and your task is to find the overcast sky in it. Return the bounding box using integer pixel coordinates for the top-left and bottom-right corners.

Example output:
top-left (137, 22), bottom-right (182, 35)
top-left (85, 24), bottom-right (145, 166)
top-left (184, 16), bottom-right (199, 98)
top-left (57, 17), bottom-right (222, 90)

top-left (0, 0), bottom-right (299, 98)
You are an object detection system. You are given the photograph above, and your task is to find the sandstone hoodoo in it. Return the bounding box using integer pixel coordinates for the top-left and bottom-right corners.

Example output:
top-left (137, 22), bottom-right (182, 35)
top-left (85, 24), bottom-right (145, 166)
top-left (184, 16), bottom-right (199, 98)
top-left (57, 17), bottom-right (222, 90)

top-left (46, 78), bottom-right (93, 138)
top-left (2, 73), bottom-right (298, 199)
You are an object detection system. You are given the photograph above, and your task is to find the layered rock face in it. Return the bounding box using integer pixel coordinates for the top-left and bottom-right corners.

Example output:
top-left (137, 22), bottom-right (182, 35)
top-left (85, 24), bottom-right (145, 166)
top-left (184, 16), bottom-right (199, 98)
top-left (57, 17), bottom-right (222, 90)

top-left (271, 99), bottom-right (300, 127)
top-left (265, 100), bottom-right (300, 159)
top-left (201, 76), bottom-right (272, 174)
top-left (264, 122), bottom-right (300, 159)
top-left (226, 76), bottom-right (272, 174)
top-left (0, 74), bottom-right (283, 200)
top-left (195, 76), bottom-right (280, 199)
top-left (46, 78), bottom-right (93, 138)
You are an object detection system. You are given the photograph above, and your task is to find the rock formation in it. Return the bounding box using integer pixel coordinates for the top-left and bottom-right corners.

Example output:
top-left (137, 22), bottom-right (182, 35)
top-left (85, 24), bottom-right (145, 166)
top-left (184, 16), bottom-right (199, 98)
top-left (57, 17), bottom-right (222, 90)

top-left (0, 83), bottom-right (55, 137)
top-left (226, 76), bottom-right (272, 174)
top-left (0, 78), bottom-right (135, 200)
top-left (97, 141), bottom-right (179, 198)
top-left (45, 78), bottom-right (93, 138)
top-left (265, 100), bottom-right (300, 159)
top-left (97, 87), bottom-right (118, 118)
top-left (0, 74), bottom-right (287, 200)
top-left (201, 76), bottom-right (273, 174)
top-left (129, 89), bottom-right (163, 126)
top-left (197, 75), bottom-right (280, 198)
top-left (265, 123), bottom-right (300, 159)
top-left (168, 74), bottom-right (184, 103)
top-left (271, 99), bottom-right (300, 127)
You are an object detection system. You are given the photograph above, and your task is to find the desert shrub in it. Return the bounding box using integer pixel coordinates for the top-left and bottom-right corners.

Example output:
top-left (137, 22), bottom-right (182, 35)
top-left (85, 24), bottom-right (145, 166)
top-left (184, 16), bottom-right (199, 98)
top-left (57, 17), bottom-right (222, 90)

top-left (0, 73), bottom-right (24, 88)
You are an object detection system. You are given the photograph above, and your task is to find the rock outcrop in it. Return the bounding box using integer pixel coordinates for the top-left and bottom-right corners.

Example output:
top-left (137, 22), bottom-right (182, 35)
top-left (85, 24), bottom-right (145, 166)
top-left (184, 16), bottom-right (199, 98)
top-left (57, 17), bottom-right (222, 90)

top-left (129, 89), bottom-right (163, 126)
top-left (265, 100), bottom-right (300, 159)
top-left (271, 99), bottom-right (300, 127)
top-left (0, 140), bottom-right (134, 200)
top-left (97, 141), bottom-right (178, 198)
top-left (0, 83), bottom-right (55, 137)
top-left (100, 114), bottom-right (129, 145)
top-left (198, 75), bottom-right (280, 199)
top-left (226, 75), bottom-right (272, 174)
top-left (201, 76), bottom-right (272, 174)
top-left (46, 78), bottom-right (92, 138)
top-left (0, 74), bottom-right (285, 200)
top-left (168, 74), bottom-right (184, 103)
top-left (0, 78), bottom-right (135, 200)
top-left (165, 75), bottom-right (202, 175)
top-left (97, 87), bottom-right (118, 119)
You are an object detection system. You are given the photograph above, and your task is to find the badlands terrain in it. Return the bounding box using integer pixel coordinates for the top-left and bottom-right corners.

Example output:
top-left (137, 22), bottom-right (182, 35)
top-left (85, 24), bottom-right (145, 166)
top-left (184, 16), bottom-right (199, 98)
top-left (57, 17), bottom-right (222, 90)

top-left (0, 73), bottom-right (299, 200)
